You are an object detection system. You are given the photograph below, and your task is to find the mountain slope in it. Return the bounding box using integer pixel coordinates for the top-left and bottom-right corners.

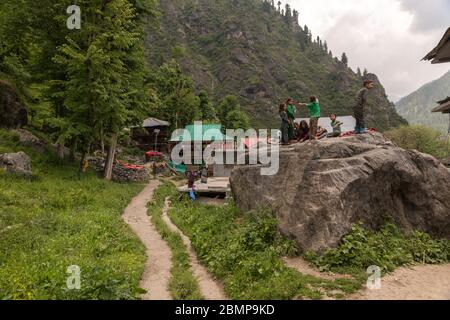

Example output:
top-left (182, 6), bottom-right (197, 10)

top-left (145, 0), bottom-right (406, 130)
top-left (396, 70), bottom-right (450, 133)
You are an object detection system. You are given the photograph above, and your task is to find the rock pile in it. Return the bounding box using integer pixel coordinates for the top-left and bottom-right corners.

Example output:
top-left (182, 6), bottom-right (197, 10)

top-left (112, 161), bottom-right (150, 183)
top-left (230, 132), bottom-right (450, 252)
top-left (0, 151), bottom-right (32, 178)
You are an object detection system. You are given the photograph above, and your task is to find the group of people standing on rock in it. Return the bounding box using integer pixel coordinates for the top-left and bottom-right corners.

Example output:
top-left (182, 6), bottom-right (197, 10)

top-left (279, 80), bottom-right (375, 145)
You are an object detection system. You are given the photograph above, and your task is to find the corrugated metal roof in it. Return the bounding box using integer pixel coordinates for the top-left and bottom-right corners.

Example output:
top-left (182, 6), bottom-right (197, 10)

top-left (143, 117), bottom-right (170, 128)
top-left (295, 116), bottom-right (356, 133)
top-left (170, 124), bottom-right (234, 142)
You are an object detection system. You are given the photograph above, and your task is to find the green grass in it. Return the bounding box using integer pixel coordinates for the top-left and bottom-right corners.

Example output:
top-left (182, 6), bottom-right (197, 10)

top-left (159, 182), bottom-right (361, 300)
top-left (147, 182), bottom-right (203, 300)
top-left (305, 223), bottom-right (450, 277)
top-left (0, 129), bottom-right (146, 300)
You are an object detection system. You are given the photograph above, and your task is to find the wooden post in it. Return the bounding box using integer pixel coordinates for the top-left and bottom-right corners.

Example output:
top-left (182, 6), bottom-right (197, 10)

top-left (104, 133), bottom-right (118, 180)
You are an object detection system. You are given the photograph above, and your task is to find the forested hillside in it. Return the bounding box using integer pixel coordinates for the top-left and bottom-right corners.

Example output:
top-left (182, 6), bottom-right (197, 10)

top-left (396, 70), bottom-right (450, 133)
top-left (145, 0), bottom-right (407, 129)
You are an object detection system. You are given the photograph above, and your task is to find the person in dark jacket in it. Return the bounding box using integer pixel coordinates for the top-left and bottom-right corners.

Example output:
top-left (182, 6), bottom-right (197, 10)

top-left (279, 104), bottom-right (290, 144)
top-left (295, 120), bottom-right (310, 142)
top-left (354, 80), bottom-right (374, 134)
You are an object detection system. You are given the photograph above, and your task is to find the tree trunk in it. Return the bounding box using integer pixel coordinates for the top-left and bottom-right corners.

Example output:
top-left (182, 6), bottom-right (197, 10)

top-left (57, 143), bottom-right (65, 160)
top-left (104, 133), bottom-right (118, 180)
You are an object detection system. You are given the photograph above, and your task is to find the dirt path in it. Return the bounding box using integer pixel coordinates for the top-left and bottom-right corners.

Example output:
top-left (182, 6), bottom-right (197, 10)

top-left (350, 264), bottom-right (450, 300)
top-left (162, 198), bottom-right (227, 300)
top-left (283, 257), bottom-right (352, 281)
top-left (122, 181), bottom-right (173, 300)
top-left (284, 256), bottom-right (450, 300)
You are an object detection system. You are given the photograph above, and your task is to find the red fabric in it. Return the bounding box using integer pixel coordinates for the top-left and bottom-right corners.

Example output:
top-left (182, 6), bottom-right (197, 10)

top-left (145, 151), bottom-right (163, 157)
top-left (340, 128), bottom-right (377, 137)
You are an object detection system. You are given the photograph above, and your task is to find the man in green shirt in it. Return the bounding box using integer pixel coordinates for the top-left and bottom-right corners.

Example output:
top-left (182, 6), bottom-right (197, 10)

top-left (299, 96), bottom-right (321, 140)
top-left (286, 98), bottom-right (296, 141)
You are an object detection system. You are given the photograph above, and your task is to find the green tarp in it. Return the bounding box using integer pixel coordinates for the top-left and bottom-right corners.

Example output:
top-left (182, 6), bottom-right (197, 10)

top-left (170, 124), bottom-right (234, 142)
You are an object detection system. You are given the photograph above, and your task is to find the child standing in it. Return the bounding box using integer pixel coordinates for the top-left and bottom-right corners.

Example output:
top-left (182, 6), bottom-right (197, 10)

top-left (279, 104), bottom-right (290, 145)
top-left (286, 99), bottom-right (296, 141)
top-left (298, 96), bottom-right (321, 141)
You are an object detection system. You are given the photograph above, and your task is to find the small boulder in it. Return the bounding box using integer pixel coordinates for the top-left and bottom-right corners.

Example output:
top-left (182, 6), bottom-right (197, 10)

top-left (0, 152), bottom-right (32, 177)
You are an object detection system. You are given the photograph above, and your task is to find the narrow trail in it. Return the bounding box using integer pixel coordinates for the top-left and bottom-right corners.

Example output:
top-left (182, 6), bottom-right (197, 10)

top-left (283, 257), bottom-right (352, 281)
top-left (122, 181), bottom-right (173, 300)
top-left (162, 198), bottom-right (228, 300)
top-left (350, 264), bottom-right (450, 300)
top-left (284, 256), bottom-right (450, 300)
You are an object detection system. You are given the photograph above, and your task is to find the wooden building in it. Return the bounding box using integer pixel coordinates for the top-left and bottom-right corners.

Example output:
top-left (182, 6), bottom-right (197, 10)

top-left (423, 28), bottom-right (450, 64)
top-left (131, 117), bottom-right (170, 152)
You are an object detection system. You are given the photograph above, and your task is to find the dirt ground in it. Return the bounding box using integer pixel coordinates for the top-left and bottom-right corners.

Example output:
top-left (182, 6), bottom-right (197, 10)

top-left (122, 181), bottom-right (173, 300)
top-left (285, 256), bottom-right (450, 300)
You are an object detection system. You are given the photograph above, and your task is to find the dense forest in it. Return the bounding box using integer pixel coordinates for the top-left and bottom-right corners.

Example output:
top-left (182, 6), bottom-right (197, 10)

top-left (1, 0), bottom-right (406, 173)
top-left (146, 0), bottom-right (407, 129)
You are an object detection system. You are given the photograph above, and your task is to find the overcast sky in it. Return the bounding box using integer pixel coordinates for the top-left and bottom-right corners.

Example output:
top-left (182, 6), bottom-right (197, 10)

top-left (286, 0), bottom-right (450, 101)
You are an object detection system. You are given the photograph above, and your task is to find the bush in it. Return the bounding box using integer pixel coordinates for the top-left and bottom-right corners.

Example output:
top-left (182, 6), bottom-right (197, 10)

top-left (385, 125), bottom-right (449, 159)
top-left (305, 223), bottom-right (450, 275)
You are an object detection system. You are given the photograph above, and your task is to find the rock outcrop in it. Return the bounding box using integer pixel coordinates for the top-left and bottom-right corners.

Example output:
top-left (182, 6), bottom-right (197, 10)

top-left (0, 151), bottom-right (32, 178)
top-left (12, 129), bottom-right (47, 154)
top-left (0, 80), bottom-right (28, 128)
top-left (230, 133), bottom-right (450, 252)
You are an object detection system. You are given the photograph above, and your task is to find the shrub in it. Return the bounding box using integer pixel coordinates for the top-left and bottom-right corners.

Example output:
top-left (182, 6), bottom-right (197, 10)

top-left (385, 125), bottom-right (449, 159)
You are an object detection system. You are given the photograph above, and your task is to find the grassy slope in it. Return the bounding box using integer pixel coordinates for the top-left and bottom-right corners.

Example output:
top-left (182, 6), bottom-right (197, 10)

top-left (0, 130), bottom-right (145, 300)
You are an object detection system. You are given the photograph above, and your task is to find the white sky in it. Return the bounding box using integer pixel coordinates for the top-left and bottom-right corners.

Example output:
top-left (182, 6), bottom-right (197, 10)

top-left (285, 0), bottom-right (450, 101)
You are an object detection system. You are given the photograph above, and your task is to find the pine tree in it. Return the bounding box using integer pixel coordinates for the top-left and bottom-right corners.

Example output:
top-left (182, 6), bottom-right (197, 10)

top-left (357, 67), bottom-right (362, 77)
top-left (277, 1), bottom-right (281, 12)
top-left (198, 90), bottom-right (217, 122)
top-left (341, 52), bottom-right (349, 66)
top-left (53, 0), bottom-right (153, 179)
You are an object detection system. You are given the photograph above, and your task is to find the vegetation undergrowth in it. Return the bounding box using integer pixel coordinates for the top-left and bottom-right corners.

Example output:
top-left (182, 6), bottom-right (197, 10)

top-left (0, 129), bottom-right (146, 299)
top-left (158, 181), bottom-right (362, 300)
top-left (305, 223), bottom-right (450, 276)
top-left (147, 182), bottom-right (203, 300)
top-left (385, 125), bottom-right (450, 159)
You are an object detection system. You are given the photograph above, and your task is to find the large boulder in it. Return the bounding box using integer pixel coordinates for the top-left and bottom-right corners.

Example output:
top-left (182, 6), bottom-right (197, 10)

top-left (230, 132), bottom-right (450, 252)
top-left (0, 80), bottom-right (28, 128)
top-left (0, 151), bottom-right (32, 178)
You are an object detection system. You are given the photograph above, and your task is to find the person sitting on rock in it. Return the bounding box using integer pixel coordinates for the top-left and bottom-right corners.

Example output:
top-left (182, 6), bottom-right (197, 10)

top-left (317, 126), bottom-right (328, 140)
top-left (327, 114), bottom-right (343, 138)
top-left (296, 120), bottom-right (310, 142)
